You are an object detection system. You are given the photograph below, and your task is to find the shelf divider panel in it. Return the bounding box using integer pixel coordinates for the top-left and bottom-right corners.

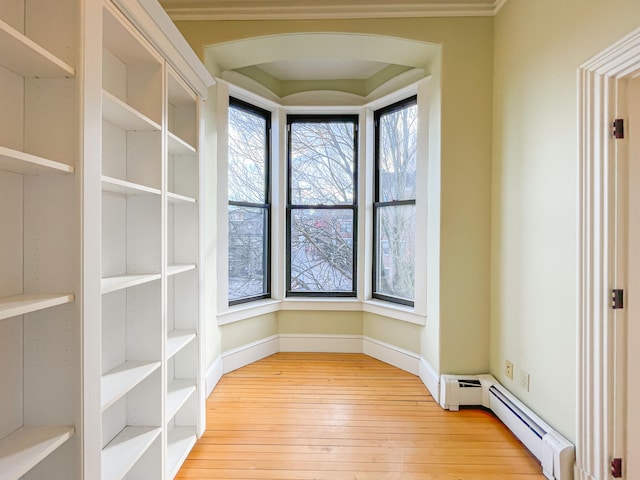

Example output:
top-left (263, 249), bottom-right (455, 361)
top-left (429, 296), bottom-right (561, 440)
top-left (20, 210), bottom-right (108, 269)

top-left (101, 274), bottom-right (161, 295)
top-left (167, 192), bottom-right (196, 204)
top-left (0, 426), bottom-right (75, 480)
top-left (166, 264), bottom-right (196, 277)
top-left (166, 379), bottom-right (196, 422)
top-left (0, 147), bottom-right (74, 175)
top-left (166, 330), bottom-right (196, 360)
top-left (102, 90), bottom-right (161, 132)
top-left (165, 426), bottom-right (197, 480)
top-left (101, 361), bottom-right (161, 411)
top-left (0, 294), bottom-right (74, 321)
top-left (102, 176), bottom-right (161, 196)
top-left (102, 426), bottom-right (161, 480)
top-left (168, 132), bottom-right (196, 156)
top-left (0, 19), bottom-right (75, 78)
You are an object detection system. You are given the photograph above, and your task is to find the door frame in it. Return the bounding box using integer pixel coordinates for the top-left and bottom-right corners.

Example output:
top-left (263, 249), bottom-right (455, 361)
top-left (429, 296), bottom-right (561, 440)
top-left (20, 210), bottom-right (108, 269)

top-left (577, 27), bottom-right (640, 480)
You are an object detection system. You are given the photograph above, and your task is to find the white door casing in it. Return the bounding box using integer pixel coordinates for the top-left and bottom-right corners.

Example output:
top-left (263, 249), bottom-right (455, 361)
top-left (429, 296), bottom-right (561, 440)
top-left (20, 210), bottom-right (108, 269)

top-left (624, 75), bottom-right (640, 479)
top-left (577, 27), bottom-right (640, 480)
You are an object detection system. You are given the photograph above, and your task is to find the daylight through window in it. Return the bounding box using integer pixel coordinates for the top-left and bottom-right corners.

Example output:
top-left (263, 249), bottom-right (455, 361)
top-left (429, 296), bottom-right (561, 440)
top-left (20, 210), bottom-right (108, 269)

top-left (228, 98), bottom-right (271, 304)
top-left (287, 115), bottom-right (358, 296)
top-left (373, 96), bottom-right (417, 306)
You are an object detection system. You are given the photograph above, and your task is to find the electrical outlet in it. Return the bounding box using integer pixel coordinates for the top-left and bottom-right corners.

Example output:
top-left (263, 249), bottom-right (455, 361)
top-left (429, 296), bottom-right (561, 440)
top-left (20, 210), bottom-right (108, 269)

top-left (505, 360), bottom-right (513, 379)
top-left (520, 370), bottom-right (530, 392)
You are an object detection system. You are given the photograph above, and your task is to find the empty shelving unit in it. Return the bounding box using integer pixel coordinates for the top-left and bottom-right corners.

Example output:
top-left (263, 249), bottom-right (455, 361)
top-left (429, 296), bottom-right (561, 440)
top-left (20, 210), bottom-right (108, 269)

top-left (0, 0), bottom-right (213, 479)
top-left (82, 1), bottom-right (213, 478)
top-left (0, 0), bottom-right (80, 478)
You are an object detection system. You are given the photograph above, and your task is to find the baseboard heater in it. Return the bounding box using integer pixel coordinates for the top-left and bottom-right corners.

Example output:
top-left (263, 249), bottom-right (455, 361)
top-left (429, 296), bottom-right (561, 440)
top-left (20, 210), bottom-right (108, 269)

top-left (439, 374), bottom-right (574, 480)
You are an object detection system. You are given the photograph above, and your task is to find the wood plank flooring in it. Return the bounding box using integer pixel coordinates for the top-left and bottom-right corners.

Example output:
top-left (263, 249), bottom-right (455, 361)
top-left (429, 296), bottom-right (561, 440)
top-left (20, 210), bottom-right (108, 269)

top-left (176, 353), bottom-right (545, 480)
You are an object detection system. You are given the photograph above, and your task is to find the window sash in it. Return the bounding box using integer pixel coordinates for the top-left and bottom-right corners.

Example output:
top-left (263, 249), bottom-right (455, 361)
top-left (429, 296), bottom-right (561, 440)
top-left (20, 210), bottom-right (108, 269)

top-left (286, 205), bottom-right (357, 296)
top-left (373, 96), bottom-right (418, 306)
top-left (372, 202), bottom-right (416, 306)
top-left (228, 205), bottom-right (271, 305)
top-left (228, 98), bottom-right (271, 305)
top-left (286, 114), bottom-right (358, 296)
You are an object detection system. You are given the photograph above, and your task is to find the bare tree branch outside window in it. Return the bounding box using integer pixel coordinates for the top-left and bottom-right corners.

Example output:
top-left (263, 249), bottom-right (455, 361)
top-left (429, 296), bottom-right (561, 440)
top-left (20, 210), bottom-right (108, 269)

top-left (288, 117), bottom-right (358, 295)
top-left (228, 99), bottom-right (270, 304)
top-left (374, 97), bottom-right (418, 305)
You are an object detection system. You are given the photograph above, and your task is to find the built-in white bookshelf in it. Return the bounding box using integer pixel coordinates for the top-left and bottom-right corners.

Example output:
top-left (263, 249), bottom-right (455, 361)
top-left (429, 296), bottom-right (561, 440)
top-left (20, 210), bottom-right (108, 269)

top-left (98, 6), bottom-right (164, 478)
top-left (0, 0), bottom-right (79, 479)
top-left (81, 1), bottom-right (211, 479)
top-left (164, 67), bottom-right (201, 479)
top-left (2, 0), bottom-right (211, 477)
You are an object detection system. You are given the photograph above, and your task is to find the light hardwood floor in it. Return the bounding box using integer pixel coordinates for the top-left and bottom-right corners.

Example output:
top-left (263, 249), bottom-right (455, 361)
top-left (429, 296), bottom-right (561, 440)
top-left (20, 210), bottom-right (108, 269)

top-left (177, 353), bottom-right (545, 480)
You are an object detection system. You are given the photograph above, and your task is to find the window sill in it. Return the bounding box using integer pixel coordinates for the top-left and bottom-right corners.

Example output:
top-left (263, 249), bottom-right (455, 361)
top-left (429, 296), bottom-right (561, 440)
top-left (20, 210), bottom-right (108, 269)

top-left (362, 299), bottom-right (426, 326)
top-left (217, 297), bottom-right (426, 326)
top-left (217, 299), bottom-right (280, 325)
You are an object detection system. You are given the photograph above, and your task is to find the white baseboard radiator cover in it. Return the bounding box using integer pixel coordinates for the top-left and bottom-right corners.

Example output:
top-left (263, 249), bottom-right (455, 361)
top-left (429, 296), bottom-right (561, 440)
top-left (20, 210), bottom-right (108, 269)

top-left (439, 374), bottom-right (574, 480)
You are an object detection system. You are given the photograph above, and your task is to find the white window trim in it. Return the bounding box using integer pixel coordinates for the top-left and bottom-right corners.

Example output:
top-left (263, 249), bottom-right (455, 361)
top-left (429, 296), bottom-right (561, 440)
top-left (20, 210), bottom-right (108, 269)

top-left (216, 77), bottom-right (433, 327)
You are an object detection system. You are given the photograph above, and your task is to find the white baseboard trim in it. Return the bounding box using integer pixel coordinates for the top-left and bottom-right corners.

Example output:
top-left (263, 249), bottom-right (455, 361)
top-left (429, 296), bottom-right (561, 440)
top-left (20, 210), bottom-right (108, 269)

top-left (419, 356), bottom-right (440, 403)
top-left (279, 334), bottom-right (363, 353)
top-left (363, 336), bottom-right (420, 375)
top-left (217, 333), bottom-right (426, 381)
top-left (205, 355), bottom-right (224, 398)
top-left (222, 335), bottom-right (279, 373)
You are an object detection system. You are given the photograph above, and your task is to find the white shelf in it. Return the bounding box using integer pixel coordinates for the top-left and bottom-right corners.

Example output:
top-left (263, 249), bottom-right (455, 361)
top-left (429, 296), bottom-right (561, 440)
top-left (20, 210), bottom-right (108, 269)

top-left (166, 330), bottom-right (196, 360)
top-left (102, 176), bottom-right (161, 196)
top-left (101, 361), bottom-right (161, 411)
top-left (167, 192), bottom-right (197, 204)
top-left (102, 90), bottom-right (161, 132)
top-left (167, 264), bottom-right (196, 277)
top-left (0, 146), bottom-right (74, 175)
top-left (168, 132), bottom-right (196, 156)
top-left (101, 273), bottom-right (161, 295)
top-left (0, 19), bottom-right (75, 78)
top-left (0, 294), bottom-right (74, 321)
top-left (102, 426), bottom-right (161, 480)
top-left (0, 426), bottom-right (74, 480)
top-left (166, 426), bottom-right (196, 480)
top-left (166, 379), bottom-right (196, 422)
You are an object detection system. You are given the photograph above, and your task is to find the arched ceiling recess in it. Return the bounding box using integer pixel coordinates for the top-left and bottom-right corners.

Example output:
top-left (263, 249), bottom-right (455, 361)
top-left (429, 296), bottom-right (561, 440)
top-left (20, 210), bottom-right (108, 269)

top-left (204, 33), bottom-right (439, 104)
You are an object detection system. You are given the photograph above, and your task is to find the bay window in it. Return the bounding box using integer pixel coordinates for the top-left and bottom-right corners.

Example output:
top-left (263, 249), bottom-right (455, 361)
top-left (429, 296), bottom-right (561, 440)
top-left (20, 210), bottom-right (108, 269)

top-left (227, 98), bottom-right (271, 305)
top-left (286, 115), bottom-right (359, 297)
top-left (373, 96), bottom-right (418, 306)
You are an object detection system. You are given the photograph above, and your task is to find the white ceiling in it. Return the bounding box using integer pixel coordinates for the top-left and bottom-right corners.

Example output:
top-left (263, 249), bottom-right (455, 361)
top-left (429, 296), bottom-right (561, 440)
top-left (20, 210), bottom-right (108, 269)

top-left (169, 1), bottom-right (505, 97)
top-left (205, 33), bottom-right (438, 90)
top-left (256, 59), bottom-right (389, 81)
top-left (160, 0), bottom-right (509, 21)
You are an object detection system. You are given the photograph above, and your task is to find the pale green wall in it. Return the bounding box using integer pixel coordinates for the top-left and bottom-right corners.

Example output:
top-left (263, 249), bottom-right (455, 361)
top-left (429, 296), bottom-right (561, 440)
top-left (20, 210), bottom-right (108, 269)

top-left (492, 0), bottom-right (640, 441)
top-left (221, 313), bottom-right (278, 352)
top-left (177, 15), bottom-right (494, 377)
top-left (177, 0), bottom-right (640, 446)
top-left (279, 311), bottom-right (363, 335)
top-left (363, 313), bottom-right (421, 354)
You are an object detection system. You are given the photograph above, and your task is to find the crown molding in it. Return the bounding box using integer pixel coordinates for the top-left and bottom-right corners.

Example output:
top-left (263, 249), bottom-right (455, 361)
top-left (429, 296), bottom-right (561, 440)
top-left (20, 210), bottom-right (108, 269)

top-left (163, 0), bottom-right (509, 21)
top-left (493, 0), bottom-right (509, 14)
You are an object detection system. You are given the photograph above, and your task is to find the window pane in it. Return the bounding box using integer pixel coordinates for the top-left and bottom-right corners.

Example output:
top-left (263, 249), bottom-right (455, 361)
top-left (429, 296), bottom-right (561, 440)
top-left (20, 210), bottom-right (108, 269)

top-left (228, 105), bottom-right (267, 203)
top-left (228, 206), bottom-right (268, 301)
top-left (375, 205), bottom-right (415, 301)
top-left (290, 121), bottom-right (355, 205)
top-left (290, 209), bottom-right (354, 293)
top-left (378, 103), bottom-right (417, 202)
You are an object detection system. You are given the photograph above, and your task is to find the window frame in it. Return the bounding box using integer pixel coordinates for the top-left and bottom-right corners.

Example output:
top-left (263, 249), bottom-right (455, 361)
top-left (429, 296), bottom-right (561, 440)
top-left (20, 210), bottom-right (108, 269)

top-left (227, 97), bottom-right (272, 306)
top-left (372, 95), bottom-right (418, 307)
top-left (286, 114), bottom-right (359, 298)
